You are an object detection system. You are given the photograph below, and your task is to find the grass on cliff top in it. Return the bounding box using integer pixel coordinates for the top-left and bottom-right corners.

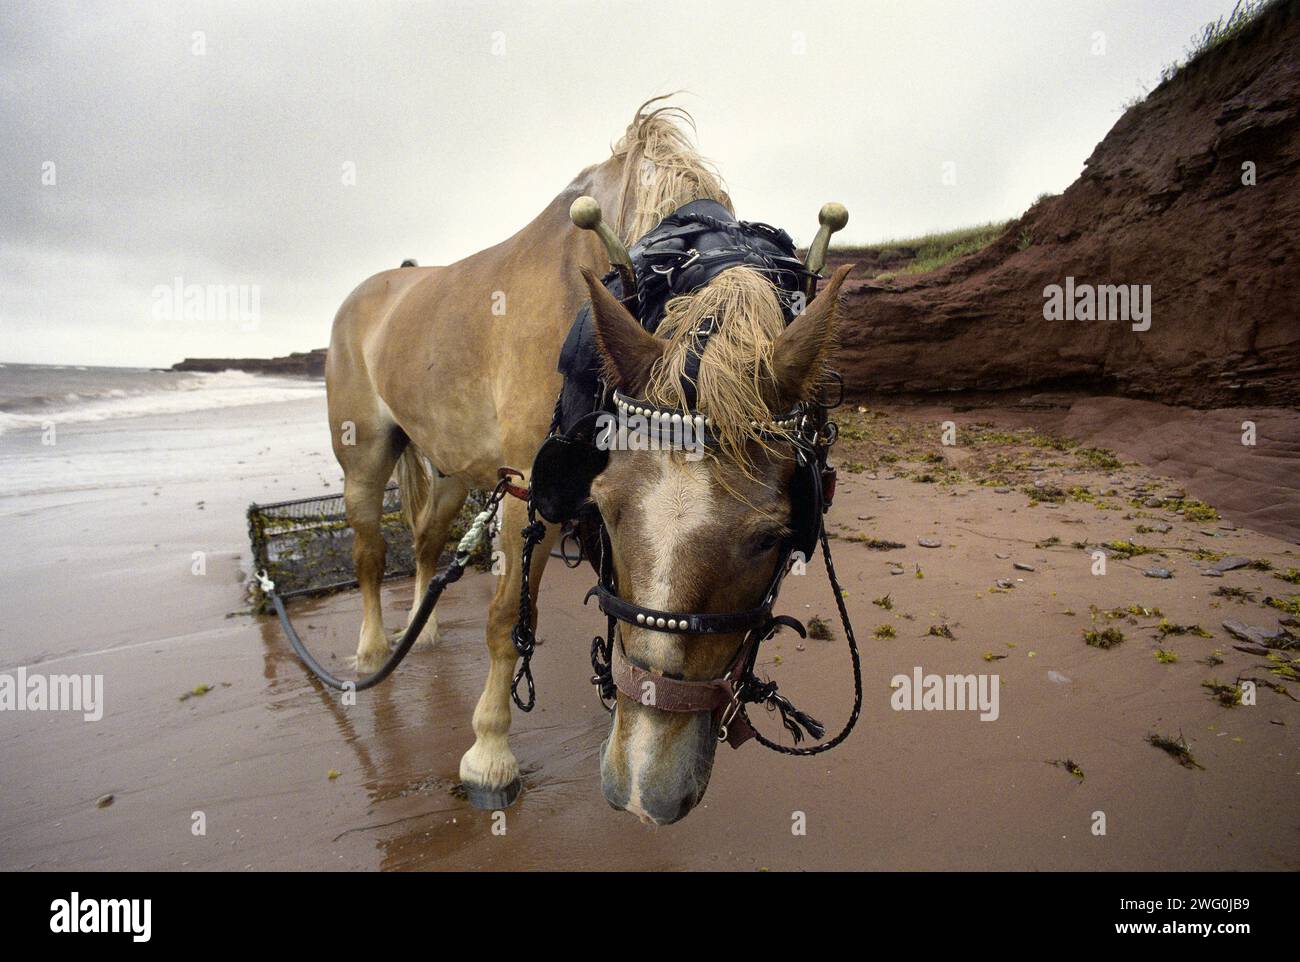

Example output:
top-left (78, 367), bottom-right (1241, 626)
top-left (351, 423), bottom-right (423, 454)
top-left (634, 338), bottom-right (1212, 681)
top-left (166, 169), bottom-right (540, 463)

top-left (1124, 0), bottom-right (1279, 108)
top-left (1166, 0), bottom-right (1276, 82)
top-left (833, 221), bottom-right (1010, 279)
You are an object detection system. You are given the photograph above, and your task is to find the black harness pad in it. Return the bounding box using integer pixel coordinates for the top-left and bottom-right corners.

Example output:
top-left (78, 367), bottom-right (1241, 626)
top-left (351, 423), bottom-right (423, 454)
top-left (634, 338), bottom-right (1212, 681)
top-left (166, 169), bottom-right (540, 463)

top-left (788, 446), bottom-right (824, 563)
top-left (539, 199), bottom-right (825, 557)
top-left (555, 199), bottom-right (811, 434)
top-left (530, 410), bottom-right (610, 525)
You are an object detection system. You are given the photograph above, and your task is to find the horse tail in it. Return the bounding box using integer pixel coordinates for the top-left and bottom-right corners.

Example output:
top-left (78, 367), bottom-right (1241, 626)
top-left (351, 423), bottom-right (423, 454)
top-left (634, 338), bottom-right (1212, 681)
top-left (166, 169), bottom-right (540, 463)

top-left (395, 443), bottom-right (431, 531)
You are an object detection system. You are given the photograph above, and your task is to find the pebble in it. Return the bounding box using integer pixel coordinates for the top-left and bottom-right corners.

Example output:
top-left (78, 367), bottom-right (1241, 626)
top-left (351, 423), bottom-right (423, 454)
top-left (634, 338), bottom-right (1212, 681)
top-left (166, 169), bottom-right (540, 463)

top-left (994, 487), bottom-right (1011, 494)
top-left (1144, 497), bottom-right (1163, 507)
top-left (1149, 522), bottom-right (1172, 534)
top-left (1223, 620), bottom-right (1290, 646)
top-left (96, 794), bottom-right (114, 809)
top-left (995, 553), bottom-right (1010, 560)
top-left (1013, 562), bottom-right (1034, 571)
top-left (996, 579), bottom-right (1014, 589)
top-left (1209, 556), bottom-right (1252, 574)
top-left (1047, 670), bottom-right (1072, 685)
top-left (918, 538), bottom-right (942, 548)
top-left (1144, 567), bottom-right (1173, 579)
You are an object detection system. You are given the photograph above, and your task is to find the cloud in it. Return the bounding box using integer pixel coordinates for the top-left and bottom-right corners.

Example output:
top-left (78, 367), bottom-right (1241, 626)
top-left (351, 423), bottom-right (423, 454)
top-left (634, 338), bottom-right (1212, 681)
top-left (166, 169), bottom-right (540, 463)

top-left (0, 0), bottom-right (1232, 366)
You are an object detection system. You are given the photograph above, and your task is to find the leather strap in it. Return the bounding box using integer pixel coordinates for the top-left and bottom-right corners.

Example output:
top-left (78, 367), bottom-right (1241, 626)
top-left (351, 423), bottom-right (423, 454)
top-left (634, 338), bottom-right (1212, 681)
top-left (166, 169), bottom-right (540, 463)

top-left (587, 584), bottom-right (773, 636)
top-left (609, 641), bottom-right (733, 712)
top-left (608, 641), bottom-right (758, 749)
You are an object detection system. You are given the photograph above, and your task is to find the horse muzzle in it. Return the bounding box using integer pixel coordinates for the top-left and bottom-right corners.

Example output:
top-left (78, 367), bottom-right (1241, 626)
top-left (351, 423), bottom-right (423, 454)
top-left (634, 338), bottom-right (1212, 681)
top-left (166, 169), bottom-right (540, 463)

top-left (600, 697), bottom-right (719, 825)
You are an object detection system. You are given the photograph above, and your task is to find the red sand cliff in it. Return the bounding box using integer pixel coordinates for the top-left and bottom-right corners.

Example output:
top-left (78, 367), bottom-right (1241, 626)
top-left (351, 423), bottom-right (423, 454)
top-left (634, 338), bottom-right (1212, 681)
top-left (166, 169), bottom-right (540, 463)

top-left (831, 0), bottom-right (1300, 409)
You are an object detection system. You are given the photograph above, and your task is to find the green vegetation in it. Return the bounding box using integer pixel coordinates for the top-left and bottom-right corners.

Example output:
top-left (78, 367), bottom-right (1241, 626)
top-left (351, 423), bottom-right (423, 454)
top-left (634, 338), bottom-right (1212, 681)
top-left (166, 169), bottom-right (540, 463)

top-left (1084, 627), bottom-right (1125, 649)
top-left (1148, 732), bottom-right (1204, 770)
top-left (843, 533), bottom-right (905, 550)
top-left (1212, 586), bottom-right (1255, 603)
top-left (1157, 618), bottom-right (1213, 639)
top-left (1265, 594), bottom-right (1300, 617)
top-left (806, 616), bottom-right (834, 641)
top-left (1049, 758), bottom-right (1085, 780)
top-left (1159, 0), bottom-right (1275, 85)
top-left (836, 221), bottom-right (1010, 278)
top-left (1101, 540), bottom-right (1154, 560)
top-left (1201, 679), bottom-right (1243, 707)
top-left (873, 624), bottom-right (897, 640)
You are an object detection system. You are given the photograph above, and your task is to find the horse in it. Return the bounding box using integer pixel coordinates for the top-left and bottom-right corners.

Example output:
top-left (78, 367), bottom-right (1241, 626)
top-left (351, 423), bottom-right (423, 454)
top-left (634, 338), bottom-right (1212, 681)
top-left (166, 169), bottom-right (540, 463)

top-left (325, 99), bottom-right (852, 824)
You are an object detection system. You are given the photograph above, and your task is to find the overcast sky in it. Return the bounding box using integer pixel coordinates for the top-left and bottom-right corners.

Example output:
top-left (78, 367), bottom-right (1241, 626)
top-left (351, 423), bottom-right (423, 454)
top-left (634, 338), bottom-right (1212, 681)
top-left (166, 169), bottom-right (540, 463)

top-left (1, 0), bottom-right (1234, 367)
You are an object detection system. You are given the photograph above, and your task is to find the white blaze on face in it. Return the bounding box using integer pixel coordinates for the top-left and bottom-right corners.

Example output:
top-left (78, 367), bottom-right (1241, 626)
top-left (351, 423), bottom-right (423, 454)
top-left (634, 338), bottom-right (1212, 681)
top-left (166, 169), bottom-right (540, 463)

top-left (624, 456), bottom-right (716, 822)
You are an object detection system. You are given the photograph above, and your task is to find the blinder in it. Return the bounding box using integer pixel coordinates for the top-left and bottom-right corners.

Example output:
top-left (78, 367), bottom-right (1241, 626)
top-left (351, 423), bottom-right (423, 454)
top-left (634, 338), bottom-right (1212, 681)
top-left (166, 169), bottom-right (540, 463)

top-left (530, 410), bottom-right (609, 526)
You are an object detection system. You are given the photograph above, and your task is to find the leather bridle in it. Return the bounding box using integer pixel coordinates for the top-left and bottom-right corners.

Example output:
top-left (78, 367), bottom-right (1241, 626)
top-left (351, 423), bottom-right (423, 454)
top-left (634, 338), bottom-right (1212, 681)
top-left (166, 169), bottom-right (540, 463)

top-left (514, 384), bottom-right (861, 755)
top-left (508, 197), bottom-right (862, 757)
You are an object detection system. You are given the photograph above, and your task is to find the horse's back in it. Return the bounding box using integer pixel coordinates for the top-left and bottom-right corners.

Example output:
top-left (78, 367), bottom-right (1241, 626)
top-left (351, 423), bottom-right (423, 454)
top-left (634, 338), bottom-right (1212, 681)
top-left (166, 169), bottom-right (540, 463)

top-left (327, 265), bottom-right (444, 384)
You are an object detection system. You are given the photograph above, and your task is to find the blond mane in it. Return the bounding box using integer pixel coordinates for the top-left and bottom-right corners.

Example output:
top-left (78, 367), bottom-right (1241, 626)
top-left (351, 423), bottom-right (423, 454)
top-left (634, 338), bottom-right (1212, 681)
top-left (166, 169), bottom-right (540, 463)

top-left (612, 97), bottom-right (731, 245)
top-left (613, 100), bottom-right (805, 481)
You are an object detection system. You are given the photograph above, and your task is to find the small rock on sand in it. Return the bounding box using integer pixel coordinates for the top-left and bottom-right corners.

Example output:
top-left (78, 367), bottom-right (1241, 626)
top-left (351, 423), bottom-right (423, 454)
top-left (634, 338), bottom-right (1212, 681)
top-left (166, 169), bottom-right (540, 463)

top-left (1222, 620), bottom-right (1290, 646)
top-left (1047, 670), bottom-right (1071, 685)
top-left (1144, 568), bottom-right (1173, 579)
top-left (1013, 562), bottom-right (1034, 571)
top-left (96, 794), bottom-right (114, 809)
top-left (918, 538), bottom-right (941, 548)
top-left (1209, 556), bottom-right (1252, 574)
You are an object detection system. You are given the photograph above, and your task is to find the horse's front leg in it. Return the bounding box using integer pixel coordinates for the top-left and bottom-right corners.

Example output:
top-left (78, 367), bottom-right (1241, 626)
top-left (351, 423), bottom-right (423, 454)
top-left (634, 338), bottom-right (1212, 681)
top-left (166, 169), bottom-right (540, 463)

top-left (459, 495), bottom-right (556, 809)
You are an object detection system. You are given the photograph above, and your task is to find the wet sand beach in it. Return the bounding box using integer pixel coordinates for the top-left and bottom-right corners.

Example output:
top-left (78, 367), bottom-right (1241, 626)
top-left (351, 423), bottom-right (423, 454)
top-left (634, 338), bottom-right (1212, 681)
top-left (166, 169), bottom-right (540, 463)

top-left (0, 391), bottom-right (1297, 871)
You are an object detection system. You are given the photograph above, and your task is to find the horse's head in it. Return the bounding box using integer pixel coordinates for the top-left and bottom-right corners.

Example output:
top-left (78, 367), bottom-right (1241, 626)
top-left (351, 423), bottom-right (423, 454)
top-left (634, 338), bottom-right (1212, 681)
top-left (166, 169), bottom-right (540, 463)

top-left (582, 262), bottom-right (851, 825)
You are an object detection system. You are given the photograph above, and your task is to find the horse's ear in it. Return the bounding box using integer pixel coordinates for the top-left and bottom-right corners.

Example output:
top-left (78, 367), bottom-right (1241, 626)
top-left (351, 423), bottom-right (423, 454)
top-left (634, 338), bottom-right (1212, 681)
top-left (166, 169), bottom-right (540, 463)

top-left (771, 265), bottom-right (853, 405)
top-left (581, 267), bottom-right (665, 395)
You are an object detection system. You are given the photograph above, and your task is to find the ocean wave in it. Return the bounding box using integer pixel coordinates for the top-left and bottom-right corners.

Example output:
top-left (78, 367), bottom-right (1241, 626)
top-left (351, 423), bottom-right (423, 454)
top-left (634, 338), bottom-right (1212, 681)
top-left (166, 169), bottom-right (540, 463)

top-left (0, 369), bottom-right (323, 435)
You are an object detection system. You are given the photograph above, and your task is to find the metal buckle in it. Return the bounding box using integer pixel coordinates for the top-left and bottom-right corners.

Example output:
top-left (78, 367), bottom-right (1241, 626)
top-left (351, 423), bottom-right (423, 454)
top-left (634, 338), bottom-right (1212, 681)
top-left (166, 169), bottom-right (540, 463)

top-left (691, 314), bottom-right (717, 338)
top-left (717, 685), bottom-right (744, 743)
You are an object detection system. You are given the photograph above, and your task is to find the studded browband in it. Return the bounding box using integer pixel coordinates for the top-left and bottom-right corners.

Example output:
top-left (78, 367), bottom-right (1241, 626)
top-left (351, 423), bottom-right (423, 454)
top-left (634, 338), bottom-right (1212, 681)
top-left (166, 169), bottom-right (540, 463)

top-left (610, 389), bottom-right (807, 443)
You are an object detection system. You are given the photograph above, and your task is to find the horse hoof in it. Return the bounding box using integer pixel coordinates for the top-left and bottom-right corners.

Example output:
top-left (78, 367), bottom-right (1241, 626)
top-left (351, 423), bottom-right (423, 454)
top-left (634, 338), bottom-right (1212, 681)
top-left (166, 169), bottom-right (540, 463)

top-left (461, 777), bottom-right (522, 810)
